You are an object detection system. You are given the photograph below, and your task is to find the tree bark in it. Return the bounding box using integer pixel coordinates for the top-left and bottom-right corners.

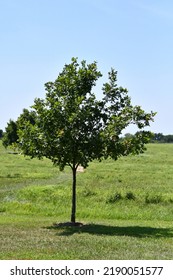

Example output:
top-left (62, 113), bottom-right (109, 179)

top-left (71, 166), bottom-right (76, 223)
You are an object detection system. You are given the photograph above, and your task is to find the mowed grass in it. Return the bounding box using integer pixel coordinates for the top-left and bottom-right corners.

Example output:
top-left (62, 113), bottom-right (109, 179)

top-left (0, 141), bottom-right (173, 259)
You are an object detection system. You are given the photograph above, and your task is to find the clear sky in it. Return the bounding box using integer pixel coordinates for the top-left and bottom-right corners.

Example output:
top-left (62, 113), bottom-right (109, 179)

top-left (0, 0), bottom-right (173, 134)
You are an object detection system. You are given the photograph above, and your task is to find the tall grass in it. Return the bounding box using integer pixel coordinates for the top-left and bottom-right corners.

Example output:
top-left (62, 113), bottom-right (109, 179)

top-left (0, 141), bottom-right (173, 259)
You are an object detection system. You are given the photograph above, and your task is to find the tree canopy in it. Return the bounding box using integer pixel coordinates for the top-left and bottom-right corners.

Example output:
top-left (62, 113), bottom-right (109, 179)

top-left (17, 58), bottom-right (156, 223)
top-left (2, 119), bottom-right (18, 148)
top-left (150, 133), bottom-right (173, 143)
top-left (2, 109), bottom-right (36, 150)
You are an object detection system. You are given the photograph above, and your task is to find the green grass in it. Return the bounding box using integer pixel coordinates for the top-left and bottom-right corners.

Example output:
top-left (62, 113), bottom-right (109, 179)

top-left (0, 141), bottom-right (173, 259)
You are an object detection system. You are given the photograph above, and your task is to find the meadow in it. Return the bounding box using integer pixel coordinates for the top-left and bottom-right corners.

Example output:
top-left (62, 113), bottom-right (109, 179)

top-left (0, 140), bottom-right (173, 259)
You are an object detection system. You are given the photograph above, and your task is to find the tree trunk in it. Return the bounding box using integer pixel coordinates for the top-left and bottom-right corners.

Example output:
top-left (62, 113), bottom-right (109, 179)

top-left (71, 166), bottom-right (76, 223)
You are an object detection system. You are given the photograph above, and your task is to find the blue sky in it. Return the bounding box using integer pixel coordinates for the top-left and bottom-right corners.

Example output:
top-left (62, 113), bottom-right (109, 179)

top-left (0, 0), bottom-right (173, 134)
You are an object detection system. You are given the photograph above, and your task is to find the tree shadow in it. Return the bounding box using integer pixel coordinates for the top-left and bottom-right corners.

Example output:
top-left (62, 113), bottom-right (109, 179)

top-left (47, 223), bottom-right (173, 238)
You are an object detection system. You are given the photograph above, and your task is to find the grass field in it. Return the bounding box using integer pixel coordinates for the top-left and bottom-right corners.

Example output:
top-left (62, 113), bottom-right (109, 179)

top-left (0, 140), bottom-right (173, 259)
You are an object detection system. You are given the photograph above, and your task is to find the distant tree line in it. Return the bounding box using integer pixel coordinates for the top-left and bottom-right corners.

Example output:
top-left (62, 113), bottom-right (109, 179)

top-left (150, 133), bottom-right (173, 143)
top-left (124, 133), bottom-right (173, 143)
top-left (0, 129), bottom-right (3, 139)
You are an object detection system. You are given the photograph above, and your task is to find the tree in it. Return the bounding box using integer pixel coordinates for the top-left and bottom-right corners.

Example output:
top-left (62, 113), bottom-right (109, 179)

top-left (150, 133), bottom-right (173, 143)
top-left (0, 129), bottom-right (3, 139)
top-left (2, 119), bottom-right (18, 148)
top-left (18, 58), bottom-right (155, 224)
top-left (164, 135), bottom-right (173, 143)
top-left (151, 133), bottom-right (164, 142)
top-left (2, 109), bottom-right (37, 149)
top-left (17, 108), bottom-right (37, 127)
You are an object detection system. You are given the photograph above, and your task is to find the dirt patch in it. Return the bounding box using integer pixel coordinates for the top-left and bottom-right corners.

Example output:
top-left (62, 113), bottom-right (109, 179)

top-left (77, 166), bottom-right (84, 172)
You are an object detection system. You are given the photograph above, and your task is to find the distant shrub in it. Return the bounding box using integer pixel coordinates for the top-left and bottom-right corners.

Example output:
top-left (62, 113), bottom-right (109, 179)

top-left (125, 192), bottom-right (136, 200)
top-left (145, 194), bottom-right (163, 204)
top-left (106, 192), bottom-right (122, 203)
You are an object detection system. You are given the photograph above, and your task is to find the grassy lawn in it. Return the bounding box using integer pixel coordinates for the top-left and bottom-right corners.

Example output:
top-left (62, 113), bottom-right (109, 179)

top-left (0, 141), bottom-right (173, 259)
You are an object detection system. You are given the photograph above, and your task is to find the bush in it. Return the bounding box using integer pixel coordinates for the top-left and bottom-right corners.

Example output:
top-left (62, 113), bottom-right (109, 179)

top-left (145, 194), bottom-right (163, 204)
top-left (106, 192), bottom-right (122, 203)
top-left (125, 192), bottom-right (136, 200)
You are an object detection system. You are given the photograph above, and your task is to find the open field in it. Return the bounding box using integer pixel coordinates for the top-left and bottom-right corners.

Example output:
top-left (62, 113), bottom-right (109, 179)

top-left (0, 141), bottom-right (173, 259)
